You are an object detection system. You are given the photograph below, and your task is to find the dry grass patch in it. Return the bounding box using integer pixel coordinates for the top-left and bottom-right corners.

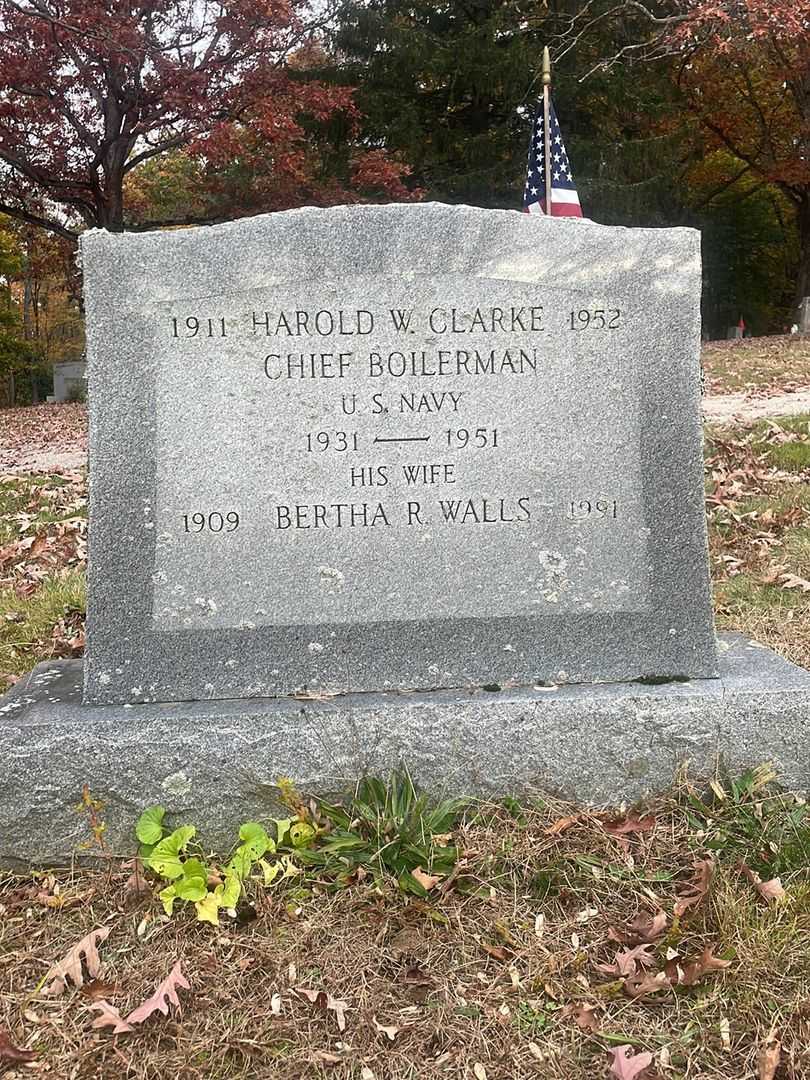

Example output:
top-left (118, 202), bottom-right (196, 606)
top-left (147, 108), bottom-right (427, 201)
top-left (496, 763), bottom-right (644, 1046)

top-left (702, 336), bottom-right (810, 397)
top-left (2, 776), bottom-right (810, 1079)
top-left (705, 416), bottom-right (810, 668)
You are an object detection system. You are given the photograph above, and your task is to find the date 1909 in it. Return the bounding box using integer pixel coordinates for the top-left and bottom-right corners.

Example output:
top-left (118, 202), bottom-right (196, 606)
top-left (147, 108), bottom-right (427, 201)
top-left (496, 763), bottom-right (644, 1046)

top-left (182, 511), bottom-right (240, 532)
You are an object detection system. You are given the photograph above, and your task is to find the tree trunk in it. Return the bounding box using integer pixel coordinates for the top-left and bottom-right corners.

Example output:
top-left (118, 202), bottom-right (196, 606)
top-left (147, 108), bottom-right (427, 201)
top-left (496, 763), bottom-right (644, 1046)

top-left (22, 229), bottom-right (39, 403)
top-left (795, 194), bottom-right (810, 316)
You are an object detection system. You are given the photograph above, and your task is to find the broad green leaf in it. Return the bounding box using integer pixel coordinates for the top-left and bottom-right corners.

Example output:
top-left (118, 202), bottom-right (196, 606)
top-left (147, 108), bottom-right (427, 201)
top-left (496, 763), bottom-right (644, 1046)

top-left (175, 859), bottom-right (207, 901)
top-left (195, 891), bottom-right (220, 925)
top-left (147, 825), bottom-right (196, 880)
top-left (259, 858), bottom-right (281, 886)
top-left (273, 818), bottom-right (293, 844)
top-left (160, 883), bottom-right (177, 916)
top-left (289, 821), bottom-right (315, 848)
top-left (239, 822), bottom-right (271, 859)
top-left (220, 872), bottom-right (242, 909)
top-left (136, 806), bottom-right (166, 845)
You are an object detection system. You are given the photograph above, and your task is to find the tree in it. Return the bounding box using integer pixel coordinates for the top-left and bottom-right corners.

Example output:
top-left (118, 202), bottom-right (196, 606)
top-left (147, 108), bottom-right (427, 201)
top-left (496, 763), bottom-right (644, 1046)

top-left (326, 0), bottom-right (543, 208)
top-left (571, 0), bottom-right (810, 309)
top-left (0, 0), bottom-right (409, 238)
top-left (0, 221), bottom-right (42, 405)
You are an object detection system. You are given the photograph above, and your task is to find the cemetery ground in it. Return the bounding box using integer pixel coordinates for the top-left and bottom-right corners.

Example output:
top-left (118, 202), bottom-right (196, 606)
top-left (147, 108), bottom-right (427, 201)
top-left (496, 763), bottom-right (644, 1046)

top-left (2, 375), bottom-right (810, 1078)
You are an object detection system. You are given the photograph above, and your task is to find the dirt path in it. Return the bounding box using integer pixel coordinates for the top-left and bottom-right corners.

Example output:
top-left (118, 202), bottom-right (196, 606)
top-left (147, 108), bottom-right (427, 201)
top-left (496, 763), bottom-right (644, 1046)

top-left (703, 388), bottom-right (810, 424)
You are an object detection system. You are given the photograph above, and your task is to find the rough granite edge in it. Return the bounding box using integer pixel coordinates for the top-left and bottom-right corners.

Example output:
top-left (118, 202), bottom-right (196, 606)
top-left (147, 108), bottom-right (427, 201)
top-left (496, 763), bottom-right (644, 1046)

top-left (1, 633), bottom-right (809, 867)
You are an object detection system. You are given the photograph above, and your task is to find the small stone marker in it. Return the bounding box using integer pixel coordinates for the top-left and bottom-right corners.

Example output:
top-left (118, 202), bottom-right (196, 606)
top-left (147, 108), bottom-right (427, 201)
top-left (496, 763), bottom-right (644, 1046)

top-left (81, 203), bottom-right (716, 705)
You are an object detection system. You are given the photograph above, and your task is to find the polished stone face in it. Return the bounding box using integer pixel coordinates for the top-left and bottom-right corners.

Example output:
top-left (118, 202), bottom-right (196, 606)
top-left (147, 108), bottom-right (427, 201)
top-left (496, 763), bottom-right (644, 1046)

top-left (81, 202), bottom-right (716, 705)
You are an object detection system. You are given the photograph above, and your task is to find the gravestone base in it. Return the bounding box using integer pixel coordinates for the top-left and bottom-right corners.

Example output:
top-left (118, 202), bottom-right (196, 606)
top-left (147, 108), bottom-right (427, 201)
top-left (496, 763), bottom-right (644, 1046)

top-left (2, 632), bottom-right (809, 866)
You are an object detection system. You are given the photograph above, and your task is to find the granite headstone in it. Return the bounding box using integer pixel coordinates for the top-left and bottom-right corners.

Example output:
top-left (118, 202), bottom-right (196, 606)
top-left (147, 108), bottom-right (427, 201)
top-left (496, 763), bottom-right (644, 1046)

top-left (5, 203), bottom-right (810, 864)
top-left (81, 202), bottom-right (716, 705)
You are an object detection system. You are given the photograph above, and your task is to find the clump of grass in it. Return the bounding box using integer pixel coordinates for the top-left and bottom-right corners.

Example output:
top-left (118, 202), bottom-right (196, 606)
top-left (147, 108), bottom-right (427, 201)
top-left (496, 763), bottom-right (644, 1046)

top-left (296, 768), bottom-right (466, 895)
top-left (683, 765), bottom-right (810, 879)
top-left (0, 571), bottom-right (85, 681)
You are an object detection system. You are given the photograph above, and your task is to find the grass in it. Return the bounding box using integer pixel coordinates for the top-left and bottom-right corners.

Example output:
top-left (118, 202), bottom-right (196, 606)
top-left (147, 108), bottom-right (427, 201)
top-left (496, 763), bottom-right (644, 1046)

top-left (706, 413), bottom-right (810, 669)
top-left (2, 776), bottom-right (810, 1079)
top-left (701, 335), bottom-right (810, 396)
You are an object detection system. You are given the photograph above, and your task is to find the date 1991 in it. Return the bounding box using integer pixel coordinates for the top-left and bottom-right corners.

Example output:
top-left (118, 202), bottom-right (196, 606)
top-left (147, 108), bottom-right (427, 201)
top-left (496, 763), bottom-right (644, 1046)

top-left (567, 499), bottom-right (618, 520)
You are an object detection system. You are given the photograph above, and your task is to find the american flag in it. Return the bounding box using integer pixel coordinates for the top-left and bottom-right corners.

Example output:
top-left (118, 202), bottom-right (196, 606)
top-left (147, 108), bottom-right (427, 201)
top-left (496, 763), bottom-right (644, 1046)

top-left (523, 98), bottom-right (582, 217)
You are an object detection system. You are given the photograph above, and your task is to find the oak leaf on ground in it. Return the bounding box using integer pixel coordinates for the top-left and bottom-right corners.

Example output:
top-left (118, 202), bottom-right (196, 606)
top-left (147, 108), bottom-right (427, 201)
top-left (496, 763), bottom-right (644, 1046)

top-left (602, 813), bottom-right (655, 837)
top-left (674, 946), bottom-right (731, 987)
top-left (43, 926), bottom-right (110, 995)
top-left (609, 1045), bottom-right (654, 1079)
top-left (623, 969), bottom-right (671, 1000)
top-left (561, 1003), bottom-right (600, 1032)
top-left (0, 1029), bottom-right (36, 1064)
top-left (411, 866), bottom-right (441, 891)
top-left (609, 911), bottom-right (667, 945)
top-left (674, 859), bottom-right (714, 916)
top-left (596, 944), bottom-right (656, 977)
top-left (295, 986), bottom-right (350, 1031)
top-left (89, 1000), bottom-right (135, 1035)
top-left (740, 864), bottom-right (786, 904)
top-left (126, 961), bottom-right (190, 1024)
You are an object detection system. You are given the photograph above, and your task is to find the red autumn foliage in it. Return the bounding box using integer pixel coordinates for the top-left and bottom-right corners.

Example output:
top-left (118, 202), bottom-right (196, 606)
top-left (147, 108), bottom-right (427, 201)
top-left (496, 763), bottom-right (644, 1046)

top-left (0, 1), bottom-right (415, 238)
top-left (661, 0), bottom-right (810, 303)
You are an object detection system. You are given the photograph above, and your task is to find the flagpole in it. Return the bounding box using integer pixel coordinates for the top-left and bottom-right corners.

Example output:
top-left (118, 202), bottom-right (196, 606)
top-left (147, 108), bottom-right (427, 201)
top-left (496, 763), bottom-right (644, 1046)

top-left (542, 46), bottom-right (552, 217)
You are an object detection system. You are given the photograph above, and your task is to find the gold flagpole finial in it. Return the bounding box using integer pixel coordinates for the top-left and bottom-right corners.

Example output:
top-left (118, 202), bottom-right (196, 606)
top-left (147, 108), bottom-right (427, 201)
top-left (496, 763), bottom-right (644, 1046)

top-left (542, 46), bottom-right (551, 87)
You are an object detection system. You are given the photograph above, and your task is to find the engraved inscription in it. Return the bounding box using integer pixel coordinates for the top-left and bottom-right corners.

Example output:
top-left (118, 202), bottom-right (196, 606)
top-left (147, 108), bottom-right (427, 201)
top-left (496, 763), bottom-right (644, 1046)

top-left (151, 277), bottom-right (648, 629)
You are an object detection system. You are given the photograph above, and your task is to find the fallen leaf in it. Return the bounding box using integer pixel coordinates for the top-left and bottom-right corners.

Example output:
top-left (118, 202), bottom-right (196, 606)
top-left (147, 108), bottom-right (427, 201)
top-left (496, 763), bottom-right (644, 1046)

top-left (596, 944), bottom-right (656, 977)
top-left (89, 1000), bottom-right (135, 1035)
top-left (609, 911), bottom-right (667, 945)
top-left (758, 1037), bottom-right (781, 1080)
top-left (43, 926), bottom-right (110, 995)
top-left (270, 993), bottom-right (283, 1016)
top-left (373, 1015), bottom-right (400, 1041)
top-left (674, 858), bottom-right (714, 916)
top-left (610, 1044), bottom-right (654, 1080)
top-left (602, 813), bottom-right (655, 837)
top-left (561, 1003), bottom-right (600, 1032)
top-left (314, 1050), bottom-right (343, 1065)
top-left (623, 969), bottom-right (671, 999)
top-left (122, 858), bottom-right (151, 903)
top-left (545, 814), bottom-right (583, 835)
top-left (741, 864), bottom-right (787, 904)
top-left (411, 866), bottom-right (441, 891)
top-left (480, 942), bottom-right (508, 962)
top-left (126, 961), bottom-right (190, 1024)
top-left (80, 979), bottom-right (117, 1002)
top-left (780, 572), bottom-right (810, 592)
top-left (473, 1064), bottom-right (488, 1080)
top-left (0, 1028), bottom-right (35, 1064)
top-left (677, 946), bottom-right (731, 986)
top-left (295, 987), bottom-right (350, 1031)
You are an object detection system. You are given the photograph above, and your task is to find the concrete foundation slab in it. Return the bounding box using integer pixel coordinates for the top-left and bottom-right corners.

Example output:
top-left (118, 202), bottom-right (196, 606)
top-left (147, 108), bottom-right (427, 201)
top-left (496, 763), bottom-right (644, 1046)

top-left (2, 632), bottom-right (809, 866)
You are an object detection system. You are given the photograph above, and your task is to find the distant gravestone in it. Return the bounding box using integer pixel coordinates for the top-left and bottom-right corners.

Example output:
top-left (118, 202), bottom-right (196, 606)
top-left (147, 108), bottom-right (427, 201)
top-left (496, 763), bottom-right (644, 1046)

top-left (79, 204), bottom-right (716, 705)
top-left (4, 203), bottom-right (810, 864)
top-left (52, 360), bottom-right (86, 402)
